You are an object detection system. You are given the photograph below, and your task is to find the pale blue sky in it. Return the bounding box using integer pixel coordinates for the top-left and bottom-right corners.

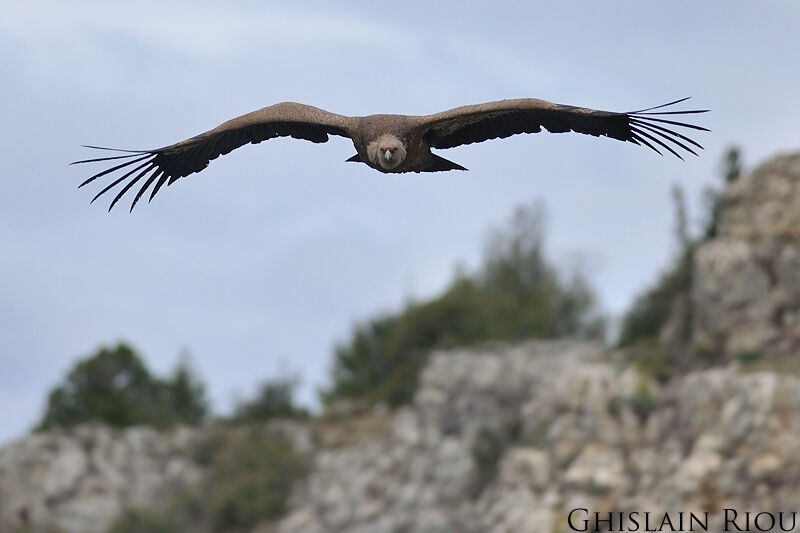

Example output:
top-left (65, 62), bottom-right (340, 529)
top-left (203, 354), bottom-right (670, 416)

top-left (2, 1), bottom-right (798, 443)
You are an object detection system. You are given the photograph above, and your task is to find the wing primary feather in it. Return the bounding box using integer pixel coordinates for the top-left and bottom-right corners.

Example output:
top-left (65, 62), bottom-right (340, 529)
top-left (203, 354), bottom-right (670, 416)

top-left (148, 172), bottom-right (169, 203)
top-left (631, 121), bottom-right (699, 156)
top-left (628, 97), bottom-right (692, 114)
top-left (633, 109), bottom-right (710, 116)
top-left (80, 154), bottom-right (152, 189)
top-left (631, 127), bottom-right (684, 160)
top-left (630, 118), bottom-right (704, 151)
top-left (80, 145), bottom-right (151, 153)
top-left (130, 169), bottom-right (162, 212)
top-left (629, 131), bottom-right (663, 156)
top-left (90, 161), bottom-right (152, 204)
top-left (71, 153), bottom-right (148, 165)
top-left (108, 164), bottom-right (154, 212)
top-left (631, 115), bottom-right (710, 132)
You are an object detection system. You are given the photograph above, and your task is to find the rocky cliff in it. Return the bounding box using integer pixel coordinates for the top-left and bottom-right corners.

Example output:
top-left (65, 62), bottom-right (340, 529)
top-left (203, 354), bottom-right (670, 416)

top-left (275, 341), bottom-right (800, 533)
top-left (0, 426), bottom-right (202, 532)
top-left (692, 152), bottom-right (800, 358)
top-left (3, 340), bottom-right (800, 533)
top-left (4, 151), bottom-right (800, 533)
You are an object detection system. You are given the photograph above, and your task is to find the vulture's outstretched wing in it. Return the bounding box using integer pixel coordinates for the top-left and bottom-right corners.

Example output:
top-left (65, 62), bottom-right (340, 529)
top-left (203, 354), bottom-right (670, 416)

top-left (421, 97), bottom-right (709, 158)
top-left (73, 102), bottom-right (353, 211)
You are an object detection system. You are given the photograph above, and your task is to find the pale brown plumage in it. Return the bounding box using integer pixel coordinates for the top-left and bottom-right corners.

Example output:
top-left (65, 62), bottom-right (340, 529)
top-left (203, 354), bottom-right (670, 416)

top-left (73, 97), bottom-right (708, 211)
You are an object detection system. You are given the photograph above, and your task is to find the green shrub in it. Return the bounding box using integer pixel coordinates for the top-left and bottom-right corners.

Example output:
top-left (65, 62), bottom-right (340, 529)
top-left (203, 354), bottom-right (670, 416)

top-left (470, 421), bottom-right (522, 497)
top-left (206, 429), bottom-right (308, 530)
top-left (181, 427), bottom-right (309, 531)
top-left (630, 375), bottom-right (658, 422)
top-left (617, 245), bottom-right (694, 348)
top-left (228, 376), bottom-right (309, 424)
top-left (162, 357), bottom-right (209, 426)
top-left (110, 426), bottom-right (309, 532)
top-left (37, 343), bottom-right (209, 431)
top-left (107, 507), bottom-right (184, 533)
top-left (736, 351), bottom-right (763, 364)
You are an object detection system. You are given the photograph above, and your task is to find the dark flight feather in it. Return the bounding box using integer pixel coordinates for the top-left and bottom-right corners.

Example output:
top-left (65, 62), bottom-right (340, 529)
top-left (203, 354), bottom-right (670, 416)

top-left (422, 98), bottom-right (708, 157)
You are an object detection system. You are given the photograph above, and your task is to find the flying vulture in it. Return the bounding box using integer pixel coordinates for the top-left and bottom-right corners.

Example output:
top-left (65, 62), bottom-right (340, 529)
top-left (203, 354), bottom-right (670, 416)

top-left (73, 97), bottom-right (708, 211)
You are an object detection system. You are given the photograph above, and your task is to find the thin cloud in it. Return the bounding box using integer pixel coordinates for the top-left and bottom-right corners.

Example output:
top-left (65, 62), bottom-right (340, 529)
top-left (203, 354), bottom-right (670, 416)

top-left (1, 2), bottom-right (409, 62)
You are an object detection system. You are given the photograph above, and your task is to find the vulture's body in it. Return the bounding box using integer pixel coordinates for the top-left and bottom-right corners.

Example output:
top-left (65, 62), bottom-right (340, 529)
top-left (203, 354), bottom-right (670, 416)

top-left (74, 98), bottom-right (708, 211)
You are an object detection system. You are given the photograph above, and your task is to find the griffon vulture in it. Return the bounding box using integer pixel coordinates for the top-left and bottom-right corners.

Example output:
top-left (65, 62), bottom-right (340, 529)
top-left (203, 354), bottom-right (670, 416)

top-left (73, 97), bottom-right (708, 211)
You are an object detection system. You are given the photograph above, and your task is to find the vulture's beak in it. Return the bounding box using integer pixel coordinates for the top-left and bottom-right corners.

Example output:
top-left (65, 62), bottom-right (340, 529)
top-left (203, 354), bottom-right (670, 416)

top-left (385, 149), bottom-right (393, 161)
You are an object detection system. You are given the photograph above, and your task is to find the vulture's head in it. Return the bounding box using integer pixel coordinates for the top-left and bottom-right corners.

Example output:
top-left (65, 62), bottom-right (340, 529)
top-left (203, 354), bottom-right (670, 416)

top-left (369, 134), bottom-right (407, 170)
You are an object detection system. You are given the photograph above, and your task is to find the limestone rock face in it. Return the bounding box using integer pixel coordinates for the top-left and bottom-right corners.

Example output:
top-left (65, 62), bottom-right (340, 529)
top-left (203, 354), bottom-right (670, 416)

top-left (275, 341), bottom-right (800, 533)
top-left (0, 425), bottom-right (202, 533)
top-left (691, 152), bottom-right (800, 357)
top-left (4, 342), bottom-right (800, 533)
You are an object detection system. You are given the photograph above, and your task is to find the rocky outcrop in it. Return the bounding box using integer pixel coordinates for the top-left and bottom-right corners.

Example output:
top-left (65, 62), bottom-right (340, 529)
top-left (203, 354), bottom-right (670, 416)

top-left (692, 152), bottom-right (800, 357)
top-left (275, 341), bottom-right (800, 533)
top-left (3, 341), bottom-right (800, 532)
top-left (277, 341), bottom-right (600, 533)
top-left (0, 426), bottom-right (202, 533)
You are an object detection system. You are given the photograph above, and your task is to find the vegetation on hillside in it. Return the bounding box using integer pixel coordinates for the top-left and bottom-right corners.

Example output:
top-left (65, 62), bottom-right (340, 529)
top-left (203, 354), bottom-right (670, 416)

top-left (228, 376), bottom-right (309, 423)
top-left (109, 427), bottom-right (308, 533)
top-left (322, 201), bottom-right (606, 408)
top-left (35, 345), bottom-right (312, 531)
top-left (618, 146), bottom-right (743, 348)
top-left (37, 343), bottom-right (308, 430)
top-left (37, 343), bottom-right (209, 430)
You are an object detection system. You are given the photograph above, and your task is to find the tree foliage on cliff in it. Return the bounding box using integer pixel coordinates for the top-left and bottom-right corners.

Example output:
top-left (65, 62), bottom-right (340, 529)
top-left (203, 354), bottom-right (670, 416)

top-left (617, 186), bottom-right (695, 347)
top-left (36, 343), bottom-right (208, 430)
top-left (323, 201), bottom-right (605, 408)
top-left (228, 376), bottom-right (309, 423)
top-left (618, 146), bottom-right (743, 347)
